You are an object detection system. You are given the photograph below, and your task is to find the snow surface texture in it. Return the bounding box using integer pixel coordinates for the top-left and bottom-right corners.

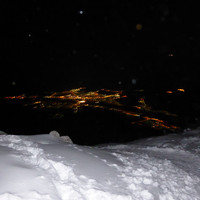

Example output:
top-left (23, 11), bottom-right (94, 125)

top-left (49, 130), bottom-right (73, 143)
top-left (1, 129), bottom-right (200, 200)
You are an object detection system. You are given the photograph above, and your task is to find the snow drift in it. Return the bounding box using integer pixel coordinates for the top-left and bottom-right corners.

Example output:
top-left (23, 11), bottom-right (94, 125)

top-left (1, 128), bottom-right (200, 200)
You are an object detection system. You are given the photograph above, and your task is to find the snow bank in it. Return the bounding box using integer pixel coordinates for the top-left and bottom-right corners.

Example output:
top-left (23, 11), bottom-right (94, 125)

top-left (49, 130), bottom-right (73, 143)
top-left (0, 130), bottom-right (6, 135)
top-left (1, 128), bottom-right (200, 200)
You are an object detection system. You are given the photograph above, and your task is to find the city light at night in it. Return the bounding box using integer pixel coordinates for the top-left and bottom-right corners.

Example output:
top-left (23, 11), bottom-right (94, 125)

top-left (3, 88), bottom-right (180, 132)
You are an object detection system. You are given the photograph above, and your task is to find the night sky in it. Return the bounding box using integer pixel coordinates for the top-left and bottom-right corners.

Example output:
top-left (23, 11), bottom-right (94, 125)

top-left (1, 1), bottom-right (200, 144)
top-left (1, 1), bottom-right (200, 95)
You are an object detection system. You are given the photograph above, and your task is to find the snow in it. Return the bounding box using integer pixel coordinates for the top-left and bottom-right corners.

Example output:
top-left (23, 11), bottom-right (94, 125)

top-left (1, 128), bottom-right (200, 200)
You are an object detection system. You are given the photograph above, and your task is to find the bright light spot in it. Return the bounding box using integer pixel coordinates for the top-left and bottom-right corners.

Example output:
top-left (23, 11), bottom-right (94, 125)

top-left (28, 33), bottom-right (32, 37)
top-left (169, 53), bottom-right (173, 57)
top-left (33, 101), bottom-right (42, 104)
top-left (79, 10), bottom-right (84, 14)
top-left (166, 91), bottom-right (173, 94)
top-left (177, 89), bottom-right (185, 92)
top-left (79, 100), bottom-right (86, 103)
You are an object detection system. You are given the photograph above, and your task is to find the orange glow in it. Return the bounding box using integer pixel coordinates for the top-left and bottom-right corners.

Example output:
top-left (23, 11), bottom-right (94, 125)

top-left (177, 89), bottom-right (185, 92)
top-left (166, 91), bottom-right (173, 94)
top-left (33, 101), bottom-right (42, 104)
top-left (3, 88), bottom-right (179, 132)
top-left (4, 95), bottom-right (26, 99)
top-left (78, 100), bottom-right (86, 103)
top-left (137, 98), bottom-right (152, 111)
top-left (132, 116), bottom-right (179, 131)
top-left (134, 106), bottom-right (141, 110)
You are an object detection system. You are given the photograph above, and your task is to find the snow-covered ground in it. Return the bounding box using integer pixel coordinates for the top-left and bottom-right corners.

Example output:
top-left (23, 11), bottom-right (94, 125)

top-left (1, 128), bottom-right (200, 200)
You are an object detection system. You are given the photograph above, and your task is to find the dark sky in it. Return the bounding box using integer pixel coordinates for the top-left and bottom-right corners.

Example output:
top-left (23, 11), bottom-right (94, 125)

top-left (1, 1), bottom-right (200, 95)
